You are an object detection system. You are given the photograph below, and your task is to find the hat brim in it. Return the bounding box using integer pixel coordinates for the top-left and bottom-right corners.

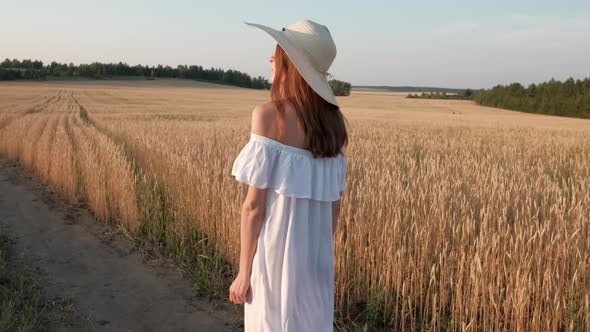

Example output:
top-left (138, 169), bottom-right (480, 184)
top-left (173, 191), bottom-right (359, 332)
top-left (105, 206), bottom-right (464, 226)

top-left (244, 22), bottom-right (339, 107)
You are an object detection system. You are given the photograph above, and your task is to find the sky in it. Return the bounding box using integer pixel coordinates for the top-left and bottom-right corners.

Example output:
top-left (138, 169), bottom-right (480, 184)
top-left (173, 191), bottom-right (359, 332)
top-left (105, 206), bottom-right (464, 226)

top-left (1, 0), bottom-right (589, 89)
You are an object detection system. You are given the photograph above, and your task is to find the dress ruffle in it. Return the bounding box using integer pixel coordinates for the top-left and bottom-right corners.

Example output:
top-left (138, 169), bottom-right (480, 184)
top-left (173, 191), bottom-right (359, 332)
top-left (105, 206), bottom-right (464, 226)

top-left (231, 133), bottom-right (347, 202)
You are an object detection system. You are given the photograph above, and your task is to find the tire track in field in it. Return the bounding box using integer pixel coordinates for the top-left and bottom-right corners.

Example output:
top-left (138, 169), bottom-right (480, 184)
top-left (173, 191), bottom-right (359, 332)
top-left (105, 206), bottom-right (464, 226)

top-left (19, 112), bottom-right (51, 171)
top-left (69, 91), bottom-right (141, 226)
top-left (0, 89), bottom-right (49, 112)
top-left (0, 91), bottom-right (57, 130)
top-left (22, 90), bottom-right (62, 115)
top-left (0, 90), bottom-right (78, 189)
top-left (64, 93), bottom-right (85, 200)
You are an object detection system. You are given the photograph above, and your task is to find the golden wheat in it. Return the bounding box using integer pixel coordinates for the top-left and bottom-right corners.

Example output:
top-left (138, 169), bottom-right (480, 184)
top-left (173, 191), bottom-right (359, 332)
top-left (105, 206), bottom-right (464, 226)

top-left (0, 80), bottom-right (588, 331)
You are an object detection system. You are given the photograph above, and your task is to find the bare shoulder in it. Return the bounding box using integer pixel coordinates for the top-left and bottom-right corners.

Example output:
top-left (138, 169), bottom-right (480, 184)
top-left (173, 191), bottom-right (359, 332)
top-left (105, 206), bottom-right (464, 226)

top-left (250, 101), bottom-right (278, 137)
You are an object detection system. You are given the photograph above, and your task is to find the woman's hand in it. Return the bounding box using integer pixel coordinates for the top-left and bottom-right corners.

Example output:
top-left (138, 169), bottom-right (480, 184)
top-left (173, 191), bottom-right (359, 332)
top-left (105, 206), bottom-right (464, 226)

top-left (229, 272), bottom-right (251, 304)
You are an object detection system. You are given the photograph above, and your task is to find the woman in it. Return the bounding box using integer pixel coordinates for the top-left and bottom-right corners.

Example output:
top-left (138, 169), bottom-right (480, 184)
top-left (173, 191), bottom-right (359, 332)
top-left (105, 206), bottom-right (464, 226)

top-left (229, 19), bottom-right (348, 331)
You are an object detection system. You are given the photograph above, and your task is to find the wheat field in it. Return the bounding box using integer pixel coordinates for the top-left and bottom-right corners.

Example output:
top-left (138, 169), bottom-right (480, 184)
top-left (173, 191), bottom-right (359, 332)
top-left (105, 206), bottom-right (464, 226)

top-left (0, 80), bottom-right (589, 331)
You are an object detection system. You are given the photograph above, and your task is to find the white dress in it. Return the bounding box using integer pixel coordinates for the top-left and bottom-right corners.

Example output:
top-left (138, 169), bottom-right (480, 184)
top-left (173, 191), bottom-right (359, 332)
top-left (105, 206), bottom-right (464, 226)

top-left (231, 132), bottom-right (347, 332)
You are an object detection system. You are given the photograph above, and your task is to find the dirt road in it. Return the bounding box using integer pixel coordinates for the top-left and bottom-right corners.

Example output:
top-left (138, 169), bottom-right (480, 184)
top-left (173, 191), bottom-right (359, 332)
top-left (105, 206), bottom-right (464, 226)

top-left (0, 158), bottom-right (242, 331)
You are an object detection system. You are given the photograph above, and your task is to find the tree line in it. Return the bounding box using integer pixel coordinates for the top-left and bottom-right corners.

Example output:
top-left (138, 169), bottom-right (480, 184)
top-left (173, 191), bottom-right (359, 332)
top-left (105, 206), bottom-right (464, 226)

top-left (357, 85), bottom-right (464, 93)
top-left (473, 77), bottom-right (590, 119)
top-left (408, 90), bottom-right (473, 100)
top-left (0, 58), bottom-right (354, 97)
top-left (0, 58), bottom-right (271, 89)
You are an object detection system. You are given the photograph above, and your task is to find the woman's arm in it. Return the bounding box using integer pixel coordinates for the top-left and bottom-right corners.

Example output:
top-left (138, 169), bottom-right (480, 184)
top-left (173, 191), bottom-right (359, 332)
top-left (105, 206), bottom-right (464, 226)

top-left (229, 185), bottom-right (267, 304)
top-left (238, 186), bottom-right (267, 276)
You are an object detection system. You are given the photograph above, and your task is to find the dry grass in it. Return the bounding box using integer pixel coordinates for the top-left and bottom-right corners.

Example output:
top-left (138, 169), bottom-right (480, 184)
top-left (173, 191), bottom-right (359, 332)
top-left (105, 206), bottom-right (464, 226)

top-left (0, 233), bottom-right (45, 331)
top-left (0, 81), bottom-right (589, 331)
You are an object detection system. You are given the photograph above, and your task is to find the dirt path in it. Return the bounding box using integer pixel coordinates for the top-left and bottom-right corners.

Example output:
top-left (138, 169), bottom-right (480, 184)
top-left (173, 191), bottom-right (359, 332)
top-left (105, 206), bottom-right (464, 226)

top-left (0, 158), bottom-right (242, 331)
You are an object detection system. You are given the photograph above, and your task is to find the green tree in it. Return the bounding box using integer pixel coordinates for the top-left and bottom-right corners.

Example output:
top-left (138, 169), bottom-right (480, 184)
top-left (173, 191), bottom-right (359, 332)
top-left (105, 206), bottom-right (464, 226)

top-left (329, 79), bottom-right (351, 96)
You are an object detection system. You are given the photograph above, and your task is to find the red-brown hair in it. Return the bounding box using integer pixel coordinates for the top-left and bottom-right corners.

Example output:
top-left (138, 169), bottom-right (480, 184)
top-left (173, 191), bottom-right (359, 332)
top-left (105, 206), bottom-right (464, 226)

top-left (271, 44), bottom-right (348, 158)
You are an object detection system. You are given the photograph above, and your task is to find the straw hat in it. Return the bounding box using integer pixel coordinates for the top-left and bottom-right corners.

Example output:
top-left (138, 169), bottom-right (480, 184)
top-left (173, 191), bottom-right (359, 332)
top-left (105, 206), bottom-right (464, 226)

top-left (244, 19), bottom-right (339, 107)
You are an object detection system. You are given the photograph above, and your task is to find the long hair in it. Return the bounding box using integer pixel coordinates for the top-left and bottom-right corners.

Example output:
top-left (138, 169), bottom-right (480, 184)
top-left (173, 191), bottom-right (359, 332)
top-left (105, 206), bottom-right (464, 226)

top-left (271, 44), bottom-right (348, 158)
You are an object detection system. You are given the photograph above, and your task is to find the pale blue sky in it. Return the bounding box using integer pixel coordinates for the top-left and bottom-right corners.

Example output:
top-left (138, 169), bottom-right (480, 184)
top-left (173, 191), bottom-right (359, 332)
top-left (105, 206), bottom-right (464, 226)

top-left (1, 0), bottom-right (589, 88)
